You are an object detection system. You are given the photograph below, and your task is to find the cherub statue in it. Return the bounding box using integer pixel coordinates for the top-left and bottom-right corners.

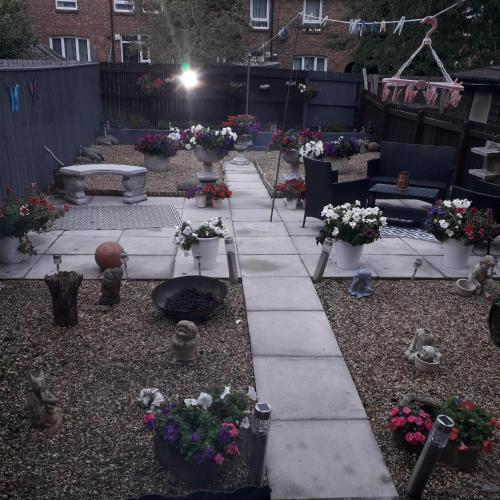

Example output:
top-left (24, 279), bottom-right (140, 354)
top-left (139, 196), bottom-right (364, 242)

top-left (173, 320), bottom-right (200, 362)
top-left (348, 269), bottom-right (372, 298)
top-left (99, 267), bottom-right (123, 305)
top-left (405, 328), bottom-right (436, 361)
top-left (29, 370), bottom-right (63, 432)
top-left (468, 255), bottom-right (496, 295)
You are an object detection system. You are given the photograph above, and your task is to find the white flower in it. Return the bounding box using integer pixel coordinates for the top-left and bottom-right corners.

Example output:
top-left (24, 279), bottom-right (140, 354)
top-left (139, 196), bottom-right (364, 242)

top-left (220, 386), bottom-right (231, 400)
top-left (349, 221), bottom-right (357, 229)
top-left (185, 143), bottom-right (192, 150)
top-left (446, 229), bottom-right (454, 237)
top-left (240, 416), bottom-right (250, 429)
top-left (438, 219), bottom-right (449, 229)
top-left (332, 227), bottom-right (339, 236)
top-left (184, 398), bottom-right (197, 407)
top-left (196, 392), bottom-right (213, 409)
top-left (443, 200), bottom-right (452, 208)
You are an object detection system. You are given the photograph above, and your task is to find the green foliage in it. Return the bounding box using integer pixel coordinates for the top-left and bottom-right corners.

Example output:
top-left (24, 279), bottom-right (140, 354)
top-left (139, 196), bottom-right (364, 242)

top-left (0, 0), bottom-right (37, 58)
top-left (324, 0), bottom-right (500, 74)
top-left (138, 0), bottom-right (250, 64)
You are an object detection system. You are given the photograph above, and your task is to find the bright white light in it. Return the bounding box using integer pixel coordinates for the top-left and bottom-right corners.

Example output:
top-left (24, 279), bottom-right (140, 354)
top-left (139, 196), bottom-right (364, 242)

top-left (180, 69), bottom-right (199, 89)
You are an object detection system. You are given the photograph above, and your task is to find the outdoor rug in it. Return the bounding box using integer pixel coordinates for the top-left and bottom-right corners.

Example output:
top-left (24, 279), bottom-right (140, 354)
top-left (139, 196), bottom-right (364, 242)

top-left (381, 225), bottom-right (437, 241)
top-left (53, 205), bottom-right (182, 230)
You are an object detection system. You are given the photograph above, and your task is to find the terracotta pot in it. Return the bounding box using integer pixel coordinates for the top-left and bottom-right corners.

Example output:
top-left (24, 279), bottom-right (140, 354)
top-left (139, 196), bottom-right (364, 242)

top-left (488, 302), bottom-right (500, 346)
top-left (397, 171), bottom-right (410, 190)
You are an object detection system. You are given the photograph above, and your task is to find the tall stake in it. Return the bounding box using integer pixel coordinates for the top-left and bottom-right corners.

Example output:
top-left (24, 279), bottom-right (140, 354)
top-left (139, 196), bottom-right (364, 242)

top-left (245, 54), bottom-right (251, 115)
top-left (270, 21), bottom-right (300, 222)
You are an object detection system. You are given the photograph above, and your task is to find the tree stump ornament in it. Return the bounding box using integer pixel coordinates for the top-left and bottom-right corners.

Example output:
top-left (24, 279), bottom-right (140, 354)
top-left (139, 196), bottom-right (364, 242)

top-left (29, 370), bottom-right (63, 432)
top-left (95, 241), bottom-right (125, 271)
top-left (173, 320), bottom-right (200, 362)
top-left (44, 271), bottom-right (83, 327)
top-left (99, 266), bottom-right (123, 305)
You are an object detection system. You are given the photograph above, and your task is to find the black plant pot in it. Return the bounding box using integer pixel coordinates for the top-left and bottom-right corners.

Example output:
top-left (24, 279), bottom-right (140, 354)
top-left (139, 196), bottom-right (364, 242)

top-left (488, 302), bottom-right (500, 347)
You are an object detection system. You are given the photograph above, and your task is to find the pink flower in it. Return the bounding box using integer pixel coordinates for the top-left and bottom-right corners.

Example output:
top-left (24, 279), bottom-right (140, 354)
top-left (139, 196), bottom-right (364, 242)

top-left (226, 444), bottom-right (240, 456)
top-left (414, 431), bottom-right (426, 444)
top-left (415, 417), bottom-right (423, 426)
top-left (419, 410), bottom-right (429, 418)
top-left (424, 419), bottom-right (433, 431)
top-left (223, 422), bottom-right (239, 439)
top-left (389, 407), bottom-right (399, 417)
top-left (214, 453), bottom-right (225, 465)
top-left (407, 415), bottom-right (417, 424)
top-left (389, 416), bottom-right (406, 431)
top-left (402, 406), bottom-right (412, 415)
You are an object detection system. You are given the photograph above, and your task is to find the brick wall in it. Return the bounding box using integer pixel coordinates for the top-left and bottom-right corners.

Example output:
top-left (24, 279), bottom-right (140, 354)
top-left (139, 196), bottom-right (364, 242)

top-left (27, 0), bottom-right (352, 70)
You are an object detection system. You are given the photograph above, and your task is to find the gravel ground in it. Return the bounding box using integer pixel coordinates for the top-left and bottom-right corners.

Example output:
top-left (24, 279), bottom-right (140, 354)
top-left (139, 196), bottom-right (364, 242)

top-left (84, 146), bottom-right (223, 196)
top-left (315, 279), bottom-right (500, 499)
top-left (0, 280), bottom-right (254, 498)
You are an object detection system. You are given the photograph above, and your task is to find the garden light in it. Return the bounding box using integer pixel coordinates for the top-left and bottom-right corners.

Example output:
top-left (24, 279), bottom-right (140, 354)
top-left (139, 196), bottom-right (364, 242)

top-left (224, 236), bottom-right (238, 284)
top-left (179, 68), bottom-right (199, 90)
top-left (53, 254), bottom-right (62, 273)
top-left (412, 258), bottom-right (423, 279)
top-left (407, 414), bottom-right (454, 499)
top-left (248, 402), bottom-right (272, 486)
top-left (120, 252), bottom-right (129, 279)
top-left (312, 237), bottom-right (334, 282)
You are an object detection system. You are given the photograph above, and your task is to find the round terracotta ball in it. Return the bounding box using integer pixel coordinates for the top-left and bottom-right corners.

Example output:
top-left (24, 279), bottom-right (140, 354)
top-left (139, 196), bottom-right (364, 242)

top-left (95, 241), bottom-right (125, 271)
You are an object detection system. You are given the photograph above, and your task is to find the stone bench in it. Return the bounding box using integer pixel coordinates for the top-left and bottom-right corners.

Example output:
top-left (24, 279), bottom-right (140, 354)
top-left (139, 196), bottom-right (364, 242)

top-left (60, 164), bottom-right (147, 206)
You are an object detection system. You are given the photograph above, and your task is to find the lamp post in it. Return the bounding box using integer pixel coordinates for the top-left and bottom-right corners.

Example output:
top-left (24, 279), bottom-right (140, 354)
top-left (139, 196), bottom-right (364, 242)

top-left (312, 238), bottom-right (334, 282)
top-left (224, 236), bottom-right (238, 284)
top-left (248, 402), bottom-right (272, 486)
top-left (120, 252), bottom-right (129, 280)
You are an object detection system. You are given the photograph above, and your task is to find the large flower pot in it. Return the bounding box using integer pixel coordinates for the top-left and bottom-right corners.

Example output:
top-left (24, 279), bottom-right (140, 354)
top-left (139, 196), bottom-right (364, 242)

top-left (195, 193), bottom-right (207, 208)
top-left (414, 353), bottom-right (440, 373)
top-left (283, 149), bottom-right (301, 181)
top-left (194, 146), bottom-right (221, 184)
top-left (144, 153), bottom-right (170, 172)
top-left (335, 240), bottom-right (364, 270)
top-left (488, 302), bottom-right (500, 347)
top-left (212, 198), bottom-right (223, 209)
top-left (443, 239), bottom-right (472, 269)
top-left (285, 198), bottom-right (298, 210)
top-left (191, 237), bottom-right (220, 270)
top-left (330, 157), bottom-right (349, 175)
top-left (0, 236), bottom-right (24, 264)
top-left (230, 134), bottom-right (252, 166)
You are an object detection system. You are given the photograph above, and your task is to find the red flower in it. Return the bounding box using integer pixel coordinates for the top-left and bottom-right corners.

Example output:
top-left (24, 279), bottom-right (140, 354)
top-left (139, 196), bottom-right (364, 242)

top-left (226, 444), bottom-right (240, 456)
top-left (490, 417), bottom-right (500, 429)
top-left (470, 207), bottom-right (478, 215)
top-left (449, 427), bottom-right (459, 441)
top-left (464, 225), bottom-right (474, 234)
top-left (28, 196), bottom-right (41, 205)
top-left (214, 453), bottom-right (224, 465)
top-left (483, 440), bottom-right (493, 453)
top-left (457, 442), bottom-right (469, 452)
top-left (389, 407), bottom-right (399, 417)
top-left (458, 400), bottom-right (476, 411)
top-left (402, 406), bottom-right (412, 415)
top-left (63, 203), bottom-right (70, 213)
top-left (479, 228), bottom-right (485, 237)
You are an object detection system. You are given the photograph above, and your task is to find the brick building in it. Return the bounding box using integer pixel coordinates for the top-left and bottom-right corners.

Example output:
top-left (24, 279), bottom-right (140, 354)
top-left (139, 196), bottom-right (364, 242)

top-left (27, 0), bottom-right (351, 71)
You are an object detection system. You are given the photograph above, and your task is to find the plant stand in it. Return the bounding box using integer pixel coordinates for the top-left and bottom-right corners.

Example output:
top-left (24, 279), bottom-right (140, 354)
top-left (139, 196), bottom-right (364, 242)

top-left (44, 271), bottom-right (83, 327)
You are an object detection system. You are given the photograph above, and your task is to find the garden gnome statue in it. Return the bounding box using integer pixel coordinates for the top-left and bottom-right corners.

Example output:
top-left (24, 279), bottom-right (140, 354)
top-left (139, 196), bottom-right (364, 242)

top-left (468, 255), bottom-right (495, 295)
top-left (405, 328), bottom-right (436, 361)
top-left (173, 320), bottom-right (200, 362)
top-left (29, 370), bottom-right (63, 432)
top-left (99, 266), bottom-right (123, 305)
top-left (348, 269), bottom-right (372, 298)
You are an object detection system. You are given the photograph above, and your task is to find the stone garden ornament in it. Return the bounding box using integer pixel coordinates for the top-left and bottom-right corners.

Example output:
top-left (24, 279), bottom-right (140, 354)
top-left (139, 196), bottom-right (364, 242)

top-left (29, 370), bottom-right (63, 432)
top-left (137, 388), bottom-right (165, 411)
top-left (173, 320), bottom-right (200, 362)
top-left (99, 266), bottom-right (123, 305)
top-left (468, 255), bottom-right (496, 295)
top-left (405, 328), bottom-right (436, 361)
top-left (348, 269), bottom-right (372, 298)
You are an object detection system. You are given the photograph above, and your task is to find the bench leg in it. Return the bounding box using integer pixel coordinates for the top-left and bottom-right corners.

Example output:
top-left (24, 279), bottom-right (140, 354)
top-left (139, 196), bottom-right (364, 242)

top-left (63, 175), bottom-right (87, 206)
top-left (123, 174), bottom-right (147, 204)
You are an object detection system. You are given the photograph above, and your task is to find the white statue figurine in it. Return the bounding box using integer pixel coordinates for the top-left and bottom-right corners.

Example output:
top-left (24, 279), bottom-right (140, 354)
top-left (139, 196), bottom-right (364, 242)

top-left (468, 255), bottom-right (496, 295)
top-left (405, 328), bottom-right (436, 361)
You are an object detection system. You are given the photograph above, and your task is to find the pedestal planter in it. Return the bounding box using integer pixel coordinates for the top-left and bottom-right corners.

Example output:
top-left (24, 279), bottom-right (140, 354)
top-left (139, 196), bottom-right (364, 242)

top-left (144, 153), bottom-right (170, 172)
top-left (0, 236), bottom-right (24, 264)
top-left (195, 193), bottom-right (207, 208)
top-left (330, 157), bottom-right (349, 175)
top-left (191, 238), bottom-right (220, 270)
top-left (443, 239), bottom-right (472, 269)
top-left (414, 353), bottom-right (440, 373)
top-left (335, 241), bottom-right (364, 270)
top-left (285, 198), bottom-right (298, 210)
top-left (283, 149), bottom-right (301, 181)
top-left (194, 146), bottom-right (221, 184)
top-left (230, 134), bottom-right (252, 166)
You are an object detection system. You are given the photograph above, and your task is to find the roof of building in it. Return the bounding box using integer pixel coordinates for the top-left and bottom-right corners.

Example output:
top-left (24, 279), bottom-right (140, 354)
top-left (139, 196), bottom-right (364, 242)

top-left (454, 65), bottom-right (500, 86)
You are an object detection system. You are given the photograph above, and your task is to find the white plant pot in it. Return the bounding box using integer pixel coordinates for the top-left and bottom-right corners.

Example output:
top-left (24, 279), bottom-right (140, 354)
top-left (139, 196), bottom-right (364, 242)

top-left (191, 237), bottom-right (220, 270)
top-left (211, 198), bottom-right (223, 209)
top-left (144, 153), bottom-right (170, 172)
top-left (443, 239), bottom-right (472, 269)
top-left (285, 198), bottom-right (298, 210)
top-left (195, 193), bottom-right (207, 208)
top-left (0, 236), bottom-right (24, 264)
top-left (414, 354), bottom-right (440, 373)
top-left (335, 240), bottom-right (364, 270)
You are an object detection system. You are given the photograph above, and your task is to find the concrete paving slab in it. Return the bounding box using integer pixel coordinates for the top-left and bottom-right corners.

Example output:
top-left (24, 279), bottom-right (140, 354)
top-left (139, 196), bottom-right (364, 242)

top-left (121, 227), bottom-right (177, 238)
top-left (300, 254), bottom-right (377, 278)
top-left (181, 207), bottom-right (231, 221)
top-left (227, 181), bottom-right (266, 190)
top-left (140, 196), bottom-right (184, 208)
top-left (240, 254), bottom-right (308, 277)
top-left (243, 277), bottom-right (323, 311)
top-left (88, 196), bottom-right (126, 206)
top-left (25, 254), bottom-right (103, 279)
top-left (276, 207), bottom-right (305, 221)
top-left (224, 174), bottom-right (262, 182)
top-left (231, 209), bottom-right (281, 222)
top-left (173, 253), bottom-right (234, 279)
top-left (425, 255), bottom-right (481, 278)
top-left (236, 237), bottom-right (297, 255)
top-left (365, 254), bottom-right (444, 278)
top-left (233, 221), bottom-right (288, 237)
top-left (247, 311), bottom-right (340, 356)
top-left (28, 231), bottom-right (63, 253)
top-left (291, 236), bottom-right (322, 255)
top-left (284, 219), bottom-right (323, 236)
top-left (60, 229), bottom-right (122, 238)
top-left (402, 238), bottom-right (443, 255)
top-left (266, 420), bottom-right (398, 499)
top-left (230, 187), bottom-right (269, 197)
top-left (229, 197), bottom-right (273, 209)
top-left (119, 236), bottom-right (177, 255)
top-left (125, 255), bottom-right (175, 279)
top-left (363, 238), bottom-right (415, 255)
top-left (46, 235), bottom-right (118, 255)
top-left (253, 356), bottom-right (366, 420)
top-left (0, 255), bottom-right (42, 279)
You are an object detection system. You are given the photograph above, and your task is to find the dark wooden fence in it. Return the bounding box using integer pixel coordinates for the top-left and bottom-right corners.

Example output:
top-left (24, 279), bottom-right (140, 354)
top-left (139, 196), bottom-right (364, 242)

top-left (100, 63), bottom-right (362, 130)
top-left (357, 90), bottom-right (500, 187)
top-left (0, 62), bottom-right (101, 195)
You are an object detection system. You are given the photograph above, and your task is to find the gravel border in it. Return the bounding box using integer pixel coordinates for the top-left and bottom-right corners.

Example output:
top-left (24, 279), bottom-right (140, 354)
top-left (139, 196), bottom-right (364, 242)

top-left (315, 279), bottom-right (500, 499)
top-left (0, 280), bottom-right (254, 498)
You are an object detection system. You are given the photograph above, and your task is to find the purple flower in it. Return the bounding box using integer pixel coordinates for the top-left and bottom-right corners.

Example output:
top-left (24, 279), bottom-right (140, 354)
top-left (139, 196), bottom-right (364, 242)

top-left (202, 447), bottom-right (215, 461)
top-left (218, 426), bottom-right (231, 444)
top-left (192, 432), bottom-right (201, 443)
top-left (194, 453), bottom-right (204, 465)
top-left (165, 423), bottom-right (179, 444)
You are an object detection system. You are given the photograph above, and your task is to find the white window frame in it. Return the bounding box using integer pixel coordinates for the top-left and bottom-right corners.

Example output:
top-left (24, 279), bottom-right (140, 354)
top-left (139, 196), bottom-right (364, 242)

top-left (120, 34), bottom-right (150, 63)
top-left (293, 56), bottom-right (327, 72)
top-left (49, 36), bottom-right (91, 62)
top-left (250, 0), bottom-right (270, 30)
top-left (302, 0), bottom-right (323, 24)
top-left (55, 0), bottom-right (78, 10)
top-left (142, 0), bottom-right (162, 14)
top-left (114, 0), bottom-right (134, 13)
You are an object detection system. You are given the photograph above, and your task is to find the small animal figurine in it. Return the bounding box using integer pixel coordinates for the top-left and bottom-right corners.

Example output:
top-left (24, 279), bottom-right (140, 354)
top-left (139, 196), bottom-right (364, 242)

top-left (99, 267), bottom-right (123, 305)
top-left (137, 388), bottom-right (165, 411)
top-left (348, 269), bottom-right (372, 298)
top-left (173, 320), bottom-right (200, 362)
top-left (468, 255), bottom-right (496, 295)
top-left (29, 370), bottom-right (63, 432)
top-left (405, 328), bottom-right (436, 361)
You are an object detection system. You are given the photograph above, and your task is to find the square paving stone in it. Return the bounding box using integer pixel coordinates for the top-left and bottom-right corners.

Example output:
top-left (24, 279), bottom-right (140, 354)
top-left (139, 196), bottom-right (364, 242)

top-left (247, 311), bottom-right (340, 356)
top-left (46, 236), bottom-right (118, 255)
top-left (402, 238), bottom-right (444, 255)
top-left (181, 207), bottom-right (231, 221)
top-left (229, 197), bottom-right (272, 209)
top-left (284, 220), bottom-right (323, 236)
top-left (236, 237), bottom-right (297, 255)
top-left (173, 253), bottom-right (235, 279)
top-left (265, 420), bottom-right (398, 499)
top-left (230, 209), bottom-right (281, 222)
top-left (118, 236), bottom-right (177, 255)
top-left (230, 187), bottom-right (269, 198)
top-left (276, 207), bottom-right (305, 221)
top-left (424, 255), bottom-right (481, 278)
top-left (0, 255), bottom-right (42, 279)
top-left (233, 221), bottom-right (288, 237)
top-left (365, 255), bottom-right (444, 278)
top-left (122, 228), bottom-right (177, 238)
top-left (239, 254), bottom-right (308, 277)
top-left (253, 356), bottom-right (366, 420)
top-left (60, 229), bottom-right (122, 237)
top-left (227, 181), bottom-right (267, 189)
top-left (25, 254), bottom-right (103, 279)
top-left (363, 238), bottom-right (415, 255)
top-left (292, 236), bottom-right (322, 255)
top-left (28, 231), bottom-right (63, 253)
top-left (88, 196), bottom-right (125, 206)
top-left (141, 197), bottom-right (184, 208)
top-left (300, 254), bottom-right (377, 278)
top-left (243, 277), bottom-right (323, 311)
top-left (125, 255), bottom-right (175, 279)
top-left (224, 174), bottom-right (261, 182)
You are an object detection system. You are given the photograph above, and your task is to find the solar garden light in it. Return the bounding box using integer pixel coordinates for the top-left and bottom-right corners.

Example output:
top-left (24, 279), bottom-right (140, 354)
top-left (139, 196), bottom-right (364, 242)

top-left (407, 414), bottom-right (454, 499)
top-left (224, 236), bottom-right (239, 284)
top-left (191, 246), bottom-right (202, 276)
top-left (412, 258), bottom-right (423, 279)
top-left (52, 254), bottom-right (62, 273)
top-left (312, 238), bottom-right (334, 283)
top-left (248, 402), bottom-right (272, 486)
top-left (120, 252), bottom-right (129, 280)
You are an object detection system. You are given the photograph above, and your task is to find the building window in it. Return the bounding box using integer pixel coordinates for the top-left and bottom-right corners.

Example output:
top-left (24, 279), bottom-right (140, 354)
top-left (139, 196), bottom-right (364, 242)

top-left (55, 0), bottom-right (77, 10)
top-left (120, 35), bottom-right (150, 63)
top-left (303, 0), bottom-right (322, 24)
top-left (250, 0), bottom-right (269, 30)
top-left (293, 56), bottom-right (327, 71)
top-left (142, 0), bottom-right (162, 13)
top-left (49, 37), bottom-right (90, 61)
top-left (114, 0), bottom-right (134, 13)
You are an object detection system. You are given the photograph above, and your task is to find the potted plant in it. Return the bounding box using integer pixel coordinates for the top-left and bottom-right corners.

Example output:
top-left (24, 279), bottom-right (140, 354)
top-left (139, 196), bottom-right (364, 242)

top-left (323, 137), bottom-right (358, 174)
top-left (317, 201), bottom-right (387, 270)
top-left (299, 140), bottom-right (324, 160)
top-left (136, 74), bottom-right (171, 95)
top-left (175, 217), bottom-right (228, 270)
top-left (135, 132), bottom-right (179, 171)
top-left (0, 184), bottom-right (67, 264)
top-left (276, 179), bottom-right (306, 210)
top-left (223, 114), bottom-right (261, 165)
top-left (442, 398), bottom-right (499, 472)
top-left (203, 183), bottom-right (232, 209)
top-left (185, 185), bottom-right (206, 208)
top-left (388, 402), bottom-right (433, 452)
top-left (298, 82), bottom-right (319, 100)
top-left (414, 345), bottom-right (442, 373)
top-left (426, 200), bottom-right (499, 269)
top-left (143, 387), bottom-right (250, 487)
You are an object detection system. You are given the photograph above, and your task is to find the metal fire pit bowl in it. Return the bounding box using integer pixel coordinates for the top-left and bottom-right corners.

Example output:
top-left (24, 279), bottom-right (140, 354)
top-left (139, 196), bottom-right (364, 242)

top-left (152, 276), bottom-right (228, 322)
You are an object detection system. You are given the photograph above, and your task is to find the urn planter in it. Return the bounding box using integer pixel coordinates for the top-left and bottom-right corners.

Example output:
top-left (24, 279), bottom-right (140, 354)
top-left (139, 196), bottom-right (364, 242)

top-left (230, 134), bottom-right (252, 166)
top-left (443, 239), bottom-right (472, 269)
top-left (191, 237), bottom-right (220, 270)
top-left (144, 153), bottom-right (170, 172)
top-left (0, 236), bottom-right (24, 264)
top-left (335, 241), bottom-right (364, 270)
top-left (283, 149), bottom-right (301, 180)
top-left (193, 146), bottom-right (221, 184)
top-left (414, 353), bottom-right (440, 373)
